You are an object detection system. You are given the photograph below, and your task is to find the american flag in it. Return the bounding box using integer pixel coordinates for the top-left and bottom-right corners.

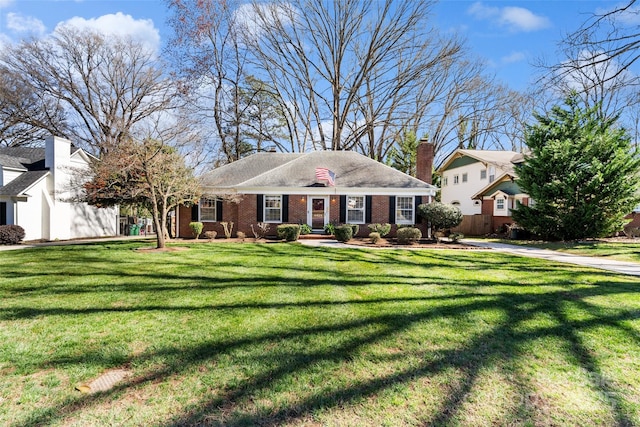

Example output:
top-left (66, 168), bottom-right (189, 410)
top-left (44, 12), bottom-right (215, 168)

top-left (315, 167), bottom-right (336, 186)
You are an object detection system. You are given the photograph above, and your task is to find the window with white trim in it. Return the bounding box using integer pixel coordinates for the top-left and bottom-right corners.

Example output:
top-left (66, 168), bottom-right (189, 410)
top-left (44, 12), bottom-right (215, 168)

top-left (264, 195), bottom-right (282, 222)
top-left (199, 197), bottom-right (217, 222)
top-left (453, 175), bottom-right (459, 184)
top-left (480, 169), bottom-right (487, 180)
top-left (396, 196), bottom-right (414, 224)
top-left (489, 166), bottom-right (495, 183)
top-left (443, 176), bottom-right (448, 186)
top-left (347, 196), bottom-right (365, 224)
top-left (462, 173), bottom-right (468, 183)
top-left (496, 197), bottom-right (505, 211)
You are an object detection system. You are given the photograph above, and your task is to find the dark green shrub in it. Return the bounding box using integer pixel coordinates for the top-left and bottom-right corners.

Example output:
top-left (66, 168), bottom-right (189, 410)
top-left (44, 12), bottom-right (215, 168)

top-left (189, 221), bottom-right (204, 239)
top-left (299, 224), bottom-right (312, 235)
top-left (369, 232), bottom-right (381, 244)
top-left (324, 223), bottom-right (335, 235)
top-left (277, 224), bottom-right (301, 241)
top-left (417, 202), bottom-right (462, 241)
top-left (0, 225), bottom-right (25, 245)
top-left (368, 223), bottom-right (391, 237)
top-left (449, 232), bottom-right (464, 242)
top-left (397, 227), bottom-right (422, 244)
top-left (334, 225), bottom-right (353, 242)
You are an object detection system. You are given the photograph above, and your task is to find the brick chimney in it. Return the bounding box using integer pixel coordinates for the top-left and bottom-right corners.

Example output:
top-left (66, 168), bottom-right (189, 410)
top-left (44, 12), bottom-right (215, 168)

top-left (416, 138), bottom-right (434, 184)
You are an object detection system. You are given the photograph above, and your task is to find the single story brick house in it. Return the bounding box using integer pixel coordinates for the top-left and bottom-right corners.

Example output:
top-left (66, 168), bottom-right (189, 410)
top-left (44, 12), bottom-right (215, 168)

top-left (177, 143), bottom-right (437, 238)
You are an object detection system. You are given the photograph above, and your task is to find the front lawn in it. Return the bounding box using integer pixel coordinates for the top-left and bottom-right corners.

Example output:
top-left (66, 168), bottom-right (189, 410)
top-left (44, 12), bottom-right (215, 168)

top-left (1, 242), bottom-right (639, 426)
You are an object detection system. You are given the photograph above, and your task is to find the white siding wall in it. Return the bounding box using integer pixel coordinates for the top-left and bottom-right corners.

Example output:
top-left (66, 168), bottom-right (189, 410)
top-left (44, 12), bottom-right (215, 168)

top-left (2, 169), bottom-right (23, 186)
top-left (440, 161), bottom-right (488, 215)
top-left (14, 179), bottom-right (49, 241)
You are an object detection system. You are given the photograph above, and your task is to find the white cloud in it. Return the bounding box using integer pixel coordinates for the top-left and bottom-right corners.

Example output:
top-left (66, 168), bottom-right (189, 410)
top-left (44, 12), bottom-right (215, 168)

top-left (501, 51), bottom-right (526, 64)
top-left (54, 12), bottom-right (160, 54)
top-left (0, 0), bottom-right (13, 9)
top-left (6, 12), bottom-right (46, 36)
top-left (468, 2), bottom-right (551, 32)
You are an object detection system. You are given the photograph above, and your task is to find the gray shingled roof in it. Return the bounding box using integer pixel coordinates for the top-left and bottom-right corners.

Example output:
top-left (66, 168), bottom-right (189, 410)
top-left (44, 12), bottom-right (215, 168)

top-left (0, 170), bottom-right (49, 196)
top-left (200, 150), bottom-right (435, 191)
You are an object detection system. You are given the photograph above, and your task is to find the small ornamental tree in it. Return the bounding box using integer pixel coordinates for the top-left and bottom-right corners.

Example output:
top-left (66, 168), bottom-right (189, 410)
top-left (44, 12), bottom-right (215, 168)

top-left (418, 202), bottom-right (463, 241)
top-left (512, 95), bottom-right (640, 241)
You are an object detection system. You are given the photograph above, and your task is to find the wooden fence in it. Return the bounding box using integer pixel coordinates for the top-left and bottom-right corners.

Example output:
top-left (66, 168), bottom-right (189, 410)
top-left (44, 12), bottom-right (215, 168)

top-left (451, 214), bottom-right (492, 236)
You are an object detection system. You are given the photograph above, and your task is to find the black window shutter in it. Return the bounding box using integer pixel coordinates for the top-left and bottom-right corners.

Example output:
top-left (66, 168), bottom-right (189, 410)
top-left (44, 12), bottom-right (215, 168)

top-left (339, 195), bottom-right (347, 223)
top-left (365, 196), bottom-right (372, 223)
top-left (282, 195), bottom-right (289, 223)
top-left (415, 196), bottom-right (422, 223)
top-left (257, 194), bottom-right (264, 222)
top-left (191, 204), bottom-right (199, 221)
top-left (0, 202), bottom-right (6, 225)
top-left (389, 196), bottom-right (396, 223)
top-left (216, 199), bottom-right (223, 221)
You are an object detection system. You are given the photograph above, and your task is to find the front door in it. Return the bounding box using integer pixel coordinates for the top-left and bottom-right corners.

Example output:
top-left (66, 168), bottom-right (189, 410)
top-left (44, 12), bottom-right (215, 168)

top-left (309, 196), bottom-right (329, 230)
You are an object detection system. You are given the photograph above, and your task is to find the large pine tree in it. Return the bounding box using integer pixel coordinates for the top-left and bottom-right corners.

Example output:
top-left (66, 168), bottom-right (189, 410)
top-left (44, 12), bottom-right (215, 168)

top-left (512, 95), bottom-right (640, 241)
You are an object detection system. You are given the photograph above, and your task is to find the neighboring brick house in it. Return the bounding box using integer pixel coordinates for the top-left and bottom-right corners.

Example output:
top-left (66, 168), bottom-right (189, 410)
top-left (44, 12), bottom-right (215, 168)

top-left (0, 136), bottom-right (119, 241)
top-left (177, 144), bottom-right (437, 238)
top-left (438, 149), bottom-right (529, 234)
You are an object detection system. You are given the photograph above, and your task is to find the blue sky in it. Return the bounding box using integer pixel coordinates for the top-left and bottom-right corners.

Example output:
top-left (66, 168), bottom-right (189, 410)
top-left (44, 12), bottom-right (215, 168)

top-left (0, 0), bottom-right (628, 91)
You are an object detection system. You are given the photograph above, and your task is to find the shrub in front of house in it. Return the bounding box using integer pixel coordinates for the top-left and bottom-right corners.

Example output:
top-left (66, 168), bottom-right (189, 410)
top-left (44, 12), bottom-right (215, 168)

top-left (347, 224), bottom-right (359, 236)
top-left (324, 223), bottom-right (335, 235)
top-left (0, 225), bottom-right (25, 245)
top-left (299, 224), bottom-right (312, 235)
top-left (368, 223), bottom-right (391, 237)
top-left (397, 227), bottom-right (422, 244)
top-left (334, 225), bottom-right (353, 242)
top-left (369, 232), bottom-right (381, 244)
top-left (189, 221), bottom-right (204, 239)
top-left (277, 224), bottom-right (301, 241)
top-left (204, 230), bottom-right (217, 240)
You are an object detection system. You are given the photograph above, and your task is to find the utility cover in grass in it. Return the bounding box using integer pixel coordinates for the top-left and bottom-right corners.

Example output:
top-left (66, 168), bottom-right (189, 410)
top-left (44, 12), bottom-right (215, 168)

top-left (76, 369), bottom-right (130, 394)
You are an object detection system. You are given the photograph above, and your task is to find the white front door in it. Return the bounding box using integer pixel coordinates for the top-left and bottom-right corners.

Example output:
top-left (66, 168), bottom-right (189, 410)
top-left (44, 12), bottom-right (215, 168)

top-left (307, 196), bottom-right (329, 230)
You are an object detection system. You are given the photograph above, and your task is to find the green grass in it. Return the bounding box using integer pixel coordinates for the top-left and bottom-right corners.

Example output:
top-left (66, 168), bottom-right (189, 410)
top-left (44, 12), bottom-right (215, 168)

top-left (1, 241), bottom-right (640, 426)
top-left (486, 239), bottom-right (640, 263)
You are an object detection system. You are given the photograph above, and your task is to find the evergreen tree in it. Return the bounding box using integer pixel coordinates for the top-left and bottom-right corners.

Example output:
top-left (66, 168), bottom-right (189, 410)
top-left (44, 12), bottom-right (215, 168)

top-left (512, 95), bottom-right (640, 241)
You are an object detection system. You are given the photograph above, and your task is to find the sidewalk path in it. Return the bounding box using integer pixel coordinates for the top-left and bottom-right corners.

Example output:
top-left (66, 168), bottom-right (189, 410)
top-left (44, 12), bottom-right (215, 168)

top-left (462, 239), bottom-right (640, 277)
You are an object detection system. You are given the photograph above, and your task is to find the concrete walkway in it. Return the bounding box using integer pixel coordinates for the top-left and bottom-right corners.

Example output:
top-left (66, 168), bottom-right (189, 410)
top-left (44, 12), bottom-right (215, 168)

top-left (299, 238), bottom-right (640, 277)
top-left (462, 239), bottom-right (640, 277)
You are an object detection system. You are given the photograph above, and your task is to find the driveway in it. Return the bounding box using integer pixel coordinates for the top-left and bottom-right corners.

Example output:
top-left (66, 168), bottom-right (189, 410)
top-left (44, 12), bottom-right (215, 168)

top-left (462, 239), bottom-right (640, 277)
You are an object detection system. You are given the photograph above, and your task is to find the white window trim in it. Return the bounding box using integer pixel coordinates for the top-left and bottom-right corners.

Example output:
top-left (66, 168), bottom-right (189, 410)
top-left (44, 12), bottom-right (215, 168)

top-left (199, 197), bottom-right (217, 222)
top-left (496, 197), bottom-right (505, 211)
top-left (264, 195), bottom-right (283, 223)
top-left (396, 196), bottom-right (414, 225)
top-left (346, 195), bottom-right (365, 224)
top-left (480, 169), bottom-right (487, 180)
top-left (453, 174), bottom-right (459, 184)
top-left (462, 173), bottom-right (468, 183)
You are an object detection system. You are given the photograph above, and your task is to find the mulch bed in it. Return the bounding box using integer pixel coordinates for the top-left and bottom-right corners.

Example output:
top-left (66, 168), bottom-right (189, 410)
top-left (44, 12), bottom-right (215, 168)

top-left (345, 237), bottom-right (484, 249)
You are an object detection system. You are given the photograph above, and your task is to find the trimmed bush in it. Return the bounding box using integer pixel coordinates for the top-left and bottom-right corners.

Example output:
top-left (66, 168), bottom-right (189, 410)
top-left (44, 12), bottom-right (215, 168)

top-left (334, 225), bottom-right (353, 242)
top-left (0, 225), bottom-right (25, 245)
top-left (368, 223), bottom-right (391, 237)
top-left (277, 224), bottom-right (301, 242)
top-left (189, 221), bottom-right (204, 239)
top-left (347, 224), bottom-right (359, 236)
top-left (449, 232), bottom-right (464, 242)
top-left (204, 230), bottom-right (217, 240)
top-left (369, 232), bottom-right (381, 244)
top-left (236, 231), bottom-right (246, 241)
top-left (397, 227), bottom-right (422, 245)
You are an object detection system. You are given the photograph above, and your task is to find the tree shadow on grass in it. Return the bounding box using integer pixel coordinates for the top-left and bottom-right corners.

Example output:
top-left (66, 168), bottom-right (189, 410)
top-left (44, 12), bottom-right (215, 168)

top-left (2, 243), bottom-right (640, 426)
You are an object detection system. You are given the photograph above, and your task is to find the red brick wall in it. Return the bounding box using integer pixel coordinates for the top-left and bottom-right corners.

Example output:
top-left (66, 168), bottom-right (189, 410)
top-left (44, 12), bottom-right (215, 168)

top-left (178, 193), bottom-right (433, 238)
top-left (416, 141), bottom-right (434, 184)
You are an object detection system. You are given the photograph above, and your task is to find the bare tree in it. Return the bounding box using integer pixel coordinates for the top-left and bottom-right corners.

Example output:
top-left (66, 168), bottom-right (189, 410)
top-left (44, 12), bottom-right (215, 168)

top-left (540, 1), bottom-right (640, 122)
top-left (166, 0), bottom-right (291, 163)
top-left (247, 0), bottom-right (462, 152)
top-left (0, 26), bottom-right (178, 154)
